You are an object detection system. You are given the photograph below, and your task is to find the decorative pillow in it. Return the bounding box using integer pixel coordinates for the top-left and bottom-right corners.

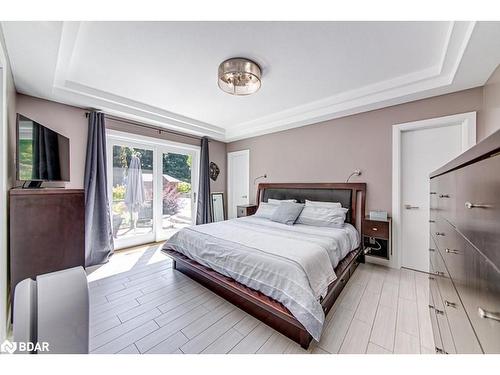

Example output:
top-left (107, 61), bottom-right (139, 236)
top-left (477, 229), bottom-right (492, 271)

top-left (305, 199), bottom-right (342, 208)
top-left (296, 206), bottom-right (349, 228)
top-left (268, 198), bottom-right (297, 205)
top-left (270, 202), bottom-right (304, 225)
top-left (254, 202), bottom-right (278, 219)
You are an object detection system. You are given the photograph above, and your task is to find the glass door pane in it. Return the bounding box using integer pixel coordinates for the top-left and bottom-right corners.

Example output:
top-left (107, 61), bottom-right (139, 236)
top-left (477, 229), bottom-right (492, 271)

top-left (159, 150), bottom-right (196, 239)
top-left (110, 144), bottom-right (155, 248)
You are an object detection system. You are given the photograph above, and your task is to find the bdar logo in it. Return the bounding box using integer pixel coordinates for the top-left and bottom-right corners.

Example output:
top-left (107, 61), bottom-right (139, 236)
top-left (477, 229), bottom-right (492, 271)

top-left (1, 340), bottom-right (17, 354)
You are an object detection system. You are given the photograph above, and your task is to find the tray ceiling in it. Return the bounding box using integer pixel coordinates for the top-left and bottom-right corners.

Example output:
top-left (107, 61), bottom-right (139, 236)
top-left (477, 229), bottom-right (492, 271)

top-left (2, 21), bottom-right (500, 141)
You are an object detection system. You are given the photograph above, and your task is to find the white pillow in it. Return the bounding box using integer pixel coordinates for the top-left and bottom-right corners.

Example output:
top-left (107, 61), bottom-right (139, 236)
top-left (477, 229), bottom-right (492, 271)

top-left (305, 200), bottom-right (342, 208)
top-left (267, 198), bottom-right (297, 205)
top-left (254, 202), bottom-right (278, 219)
top-left (296, 206), bottom-right (348, 228)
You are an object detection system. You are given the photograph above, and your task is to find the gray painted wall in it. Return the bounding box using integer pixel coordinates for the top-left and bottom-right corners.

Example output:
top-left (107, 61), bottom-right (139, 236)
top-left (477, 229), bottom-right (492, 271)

top-left (1, 24), bottom-right (16, 343)
top-left (479, 65), bottom-right (500, 140)
top-left (13, 94), bottom-right (227, 198)
top-left (227, 87), bottom-right (488, 213)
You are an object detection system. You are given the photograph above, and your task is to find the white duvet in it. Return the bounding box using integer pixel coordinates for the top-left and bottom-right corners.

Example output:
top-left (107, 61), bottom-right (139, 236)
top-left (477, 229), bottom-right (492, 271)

top-left (163, 216), bottom-right (360, 340)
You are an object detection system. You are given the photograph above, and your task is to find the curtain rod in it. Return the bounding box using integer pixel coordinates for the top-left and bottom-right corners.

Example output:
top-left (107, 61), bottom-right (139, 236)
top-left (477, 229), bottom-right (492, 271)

top-left (85, 111), bottom-right (209, 142)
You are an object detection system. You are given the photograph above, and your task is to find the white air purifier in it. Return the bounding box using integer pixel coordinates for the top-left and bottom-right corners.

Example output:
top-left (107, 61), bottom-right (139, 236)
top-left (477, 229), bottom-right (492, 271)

top-left (13, 266), bottom-right (89, 354)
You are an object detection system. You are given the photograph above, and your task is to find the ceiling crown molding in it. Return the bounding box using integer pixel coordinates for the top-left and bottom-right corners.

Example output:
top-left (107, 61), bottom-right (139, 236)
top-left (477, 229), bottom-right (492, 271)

top-left (225, 21), bottom-right (476, 141)
top-left (52, 21), bottom-right (476, 142)
top-left (53, 22), bottom-right (226, 140)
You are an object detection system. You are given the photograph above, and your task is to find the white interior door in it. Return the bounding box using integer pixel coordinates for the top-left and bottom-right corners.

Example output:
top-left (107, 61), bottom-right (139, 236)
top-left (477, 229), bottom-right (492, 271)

top-left (401, 124), bottom-right (464, 272)
top-left (228, 150), bottom-right (249, 219)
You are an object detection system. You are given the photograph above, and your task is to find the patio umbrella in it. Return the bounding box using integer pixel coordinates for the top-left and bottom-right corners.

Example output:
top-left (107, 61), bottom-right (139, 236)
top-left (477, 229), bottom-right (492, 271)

top-left (124, 154), bottom-right (145, 229)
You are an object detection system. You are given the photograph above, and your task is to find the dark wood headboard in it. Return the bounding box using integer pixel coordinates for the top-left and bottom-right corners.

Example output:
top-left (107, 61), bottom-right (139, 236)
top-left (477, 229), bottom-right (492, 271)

top-left (256, 182), bottom-right (366, 228)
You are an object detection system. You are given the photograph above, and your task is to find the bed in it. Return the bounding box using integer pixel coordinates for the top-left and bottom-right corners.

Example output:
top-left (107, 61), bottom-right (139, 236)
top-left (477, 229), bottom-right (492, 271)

top-left (162, 183), bottom-right (366, 348)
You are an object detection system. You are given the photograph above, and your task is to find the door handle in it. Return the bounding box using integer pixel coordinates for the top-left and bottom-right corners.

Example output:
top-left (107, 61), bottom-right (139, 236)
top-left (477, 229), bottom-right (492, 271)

top-left (404, 204), bottom-right (419, 210)
top-left (241, 195), bottom-right (248, 199)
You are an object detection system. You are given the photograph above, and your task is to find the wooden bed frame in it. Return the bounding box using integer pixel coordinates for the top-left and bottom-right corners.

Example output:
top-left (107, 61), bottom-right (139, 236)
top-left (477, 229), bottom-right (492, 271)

top-left (162, 182), bottom-right (366, 349)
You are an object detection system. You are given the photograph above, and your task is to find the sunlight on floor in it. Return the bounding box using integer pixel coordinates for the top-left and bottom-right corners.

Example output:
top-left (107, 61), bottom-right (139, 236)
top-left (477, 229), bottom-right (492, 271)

top-left (86, 242), bottom-right (167, 283)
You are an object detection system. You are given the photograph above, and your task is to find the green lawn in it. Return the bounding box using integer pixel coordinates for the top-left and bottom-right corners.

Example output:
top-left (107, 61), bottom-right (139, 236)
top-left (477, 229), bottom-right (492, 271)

top-left (18, 139), bottom-right (33, 180)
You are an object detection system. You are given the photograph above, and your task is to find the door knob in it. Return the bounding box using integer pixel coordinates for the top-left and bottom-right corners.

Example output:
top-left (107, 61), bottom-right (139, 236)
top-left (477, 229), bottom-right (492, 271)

top-left (404, 204), bottom-right (419, 210)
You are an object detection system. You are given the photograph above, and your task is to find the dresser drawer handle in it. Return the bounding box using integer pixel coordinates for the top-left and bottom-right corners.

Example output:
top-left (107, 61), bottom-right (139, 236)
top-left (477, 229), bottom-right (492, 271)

top-left (435, 308), bottom-right (445, 315)
top-left (439, 194), bottom-right (450, 198)
top-left (429, 304), bottom-right (435, 309)
top-left (445, 248), bottom-right (459, 255)
top-left (435, 232), bottom-right (445, 236)
top-left (428, 276), bottom-right (435, 280)
top-left (371, 227), bottom-right (378, 231)
top-left (465, 201), bottom-right (490, 209)
top-left (429, 248), bottom-right (435, 252)
top-left (435, 271), bottom-right (445, 277)
top-left (478, 308), bottom-right (500, 322)
top-left (430, 192), bottom-right (437, 195)
top-left (445, 300), bottom-right (457, 308)
top-left (435, 347), bottom-right (447, 354)
top-left (404, 204), bottom-right (419, 210)
top-left (429, 219), bottom-right (435, 223)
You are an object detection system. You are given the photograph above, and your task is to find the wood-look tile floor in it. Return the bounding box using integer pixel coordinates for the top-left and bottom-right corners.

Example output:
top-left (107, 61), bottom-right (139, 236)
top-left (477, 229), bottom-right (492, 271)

top-left (86, 244), bottom-right (434, 354)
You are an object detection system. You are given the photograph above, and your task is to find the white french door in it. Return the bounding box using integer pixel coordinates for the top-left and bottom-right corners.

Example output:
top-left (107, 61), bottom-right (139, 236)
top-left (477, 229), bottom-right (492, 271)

top-left (155, 145), bottom-right (199, 242)
top-left (107, 130), bottom-right (199, 250)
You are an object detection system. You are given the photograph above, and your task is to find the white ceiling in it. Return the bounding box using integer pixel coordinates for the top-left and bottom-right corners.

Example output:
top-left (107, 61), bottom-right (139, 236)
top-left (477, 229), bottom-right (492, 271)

top-left (2, 21), bottom-right (500, 141)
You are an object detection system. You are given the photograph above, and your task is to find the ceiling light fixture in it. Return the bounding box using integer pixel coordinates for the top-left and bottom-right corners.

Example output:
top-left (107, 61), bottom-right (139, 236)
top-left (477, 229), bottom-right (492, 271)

top-left (218, 58), bottom-right (261, 96)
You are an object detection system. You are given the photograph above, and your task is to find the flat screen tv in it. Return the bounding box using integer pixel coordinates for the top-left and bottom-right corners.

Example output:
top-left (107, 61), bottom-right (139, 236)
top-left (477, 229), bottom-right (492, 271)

top-left (16, 114), bottom-right (70, 183)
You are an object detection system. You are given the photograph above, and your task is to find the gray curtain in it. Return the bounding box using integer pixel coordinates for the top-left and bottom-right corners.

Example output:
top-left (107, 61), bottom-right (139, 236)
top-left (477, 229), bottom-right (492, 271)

top-left (84, 112), bottom-right (114, 266)
top-left (196, 137), bottom-right (212, 224)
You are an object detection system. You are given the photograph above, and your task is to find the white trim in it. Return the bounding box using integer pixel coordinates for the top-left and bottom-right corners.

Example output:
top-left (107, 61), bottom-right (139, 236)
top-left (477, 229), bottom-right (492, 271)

top-left (53, 22), bottom-right (225, 141)
top-left (106, 130), bottom-right (200, 250)
top-left (51, 21), bottom-right (476, 142)
top-left (0, 37), bottom-right (7, 344)
top-left (227, 150), bottom-right (250, 219)
top-left (391, 111), bottom-right (476, 269)
top-left (225, 22), bottom-right (476, 141)
top-left (106, 129), bottom-right (201, 152)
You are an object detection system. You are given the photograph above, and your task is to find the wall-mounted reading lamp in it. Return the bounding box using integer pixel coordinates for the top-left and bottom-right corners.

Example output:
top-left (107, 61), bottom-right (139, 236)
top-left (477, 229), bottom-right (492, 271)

top-left (254, 174), bottom-right (267, 185)
top-left (346, 170), bottom-right (362, 183)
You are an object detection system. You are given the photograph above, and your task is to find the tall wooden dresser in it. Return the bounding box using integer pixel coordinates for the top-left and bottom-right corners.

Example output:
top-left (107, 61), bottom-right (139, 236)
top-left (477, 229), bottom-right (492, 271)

top-left (9, 189), bottom-right (85, 303)
top-left (429, 129), bottom-right (500, 354)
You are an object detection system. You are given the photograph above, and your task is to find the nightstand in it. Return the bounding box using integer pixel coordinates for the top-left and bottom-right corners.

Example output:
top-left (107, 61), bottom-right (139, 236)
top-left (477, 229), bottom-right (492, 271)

top-left (237, 204), bottom-right (257, 218)
top-left (362, 217), bottom-right (392, 260)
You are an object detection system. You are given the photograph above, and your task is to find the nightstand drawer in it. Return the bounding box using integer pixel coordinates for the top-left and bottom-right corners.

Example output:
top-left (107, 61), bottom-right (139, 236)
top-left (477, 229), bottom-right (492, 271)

top-left (363, 219), bottom-right (389, 239)
top-left (237, 206), bottom-right (245, 217)
top-left (237, 205), bottom-right (257, 218)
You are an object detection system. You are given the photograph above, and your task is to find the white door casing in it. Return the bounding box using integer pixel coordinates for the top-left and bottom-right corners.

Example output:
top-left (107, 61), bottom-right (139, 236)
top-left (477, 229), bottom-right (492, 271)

top-left (107, 130), bottom-right (200, 249)
top-left (227, 150), bottom-right (250, 219)
top-left (392, 112), bottom-right (476, 271)
top-left (0, 59), bottom-right (7, 343)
